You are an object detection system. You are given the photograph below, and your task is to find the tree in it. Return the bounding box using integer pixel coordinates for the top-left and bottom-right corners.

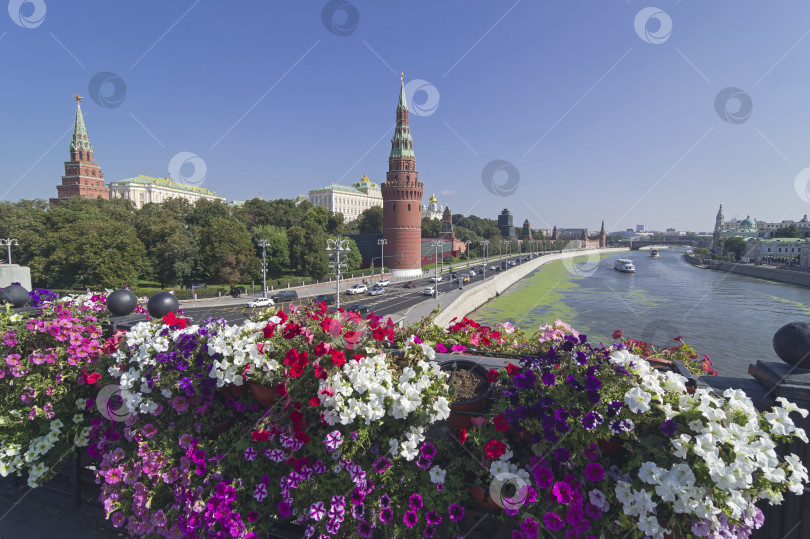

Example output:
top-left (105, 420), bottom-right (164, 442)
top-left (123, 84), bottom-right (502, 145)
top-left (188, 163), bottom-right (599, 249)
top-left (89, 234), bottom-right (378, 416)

top-left (775, 224), bottom-right (801, 238)
top-left (251, 225), bottom-right (289, 279)
top-left (135, 203), bottom-right (199, 288)
top-left (356, 206), bottom-right (383, 234)
top-left (421, 217), bottom-right (441, 238)
top-left (720, 237), bottom-right (748, 261)
top-left (199, 217), bottom-right (257, 285)
top-left (287, 221), bottom-right (329, 279)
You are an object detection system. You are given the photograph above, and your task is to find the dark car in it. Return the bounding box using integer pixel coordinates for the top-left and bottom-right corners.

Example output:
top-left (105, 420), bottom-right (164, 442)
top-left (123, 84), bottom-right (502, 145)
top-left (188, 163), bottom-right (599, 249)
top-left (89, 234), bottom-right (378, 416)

top-left (346, 304), bottom-right (371, 316)
top-left (271, 290), bottom-right (299, 302)
top-left (312, 294), bottom-right (335, 305)
top-left (403, 281), bottom-right (418, 288)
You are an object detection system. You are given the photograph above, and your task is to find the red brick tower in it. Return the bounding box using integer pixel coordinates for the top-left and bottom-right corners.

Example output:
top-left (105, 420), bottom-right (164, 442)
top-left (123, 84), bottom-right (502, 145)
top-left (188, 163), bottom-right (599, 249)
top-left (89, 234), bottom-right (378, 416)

top-left (49, 95), bottom-right (108, 206)
top-left (382, 74), bottom-right (423, 278)
top-left (599, 220), bottom-right (607, 248)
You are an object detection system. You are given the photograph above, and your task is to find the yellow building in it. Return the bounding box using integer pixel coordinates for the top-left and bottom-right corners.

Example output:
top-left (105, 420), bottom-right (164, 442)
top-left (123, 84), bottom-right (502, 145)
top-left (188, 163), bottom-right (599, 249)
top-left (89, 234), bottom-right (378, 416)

top-left (109, 175), bottom-right (225, 208)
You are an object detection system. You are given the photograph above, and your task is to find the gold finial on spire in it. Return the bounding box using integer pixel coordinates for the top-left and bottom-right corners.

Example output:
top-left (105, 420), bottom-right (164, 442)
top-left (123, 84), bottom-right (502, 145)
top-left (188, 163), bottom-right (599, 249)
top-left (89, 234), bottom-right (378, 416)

top-left (73, 94), bottom-right (84, 103)
top-left (400, 72), bottom-right (404, 83)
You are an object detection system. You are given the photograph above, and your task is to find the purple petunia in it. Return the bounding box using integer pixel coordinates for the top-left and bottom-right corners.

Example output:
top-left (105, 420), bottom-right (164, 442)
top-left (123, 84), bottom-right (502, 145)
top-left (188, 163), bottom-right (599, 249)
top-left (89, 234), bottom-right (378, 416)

top-left (521, 517), bottom-right (539, 538)
top-left (449, 504), bottom-right (465, 522)
top-left (426, 510), bottom-right (441, 525)
top-left (358, 521), bottom-right (373, 538)
top-left (551, 481), bottom-right (574, 504)
top-left (409, 493), bottom-right (423, 511)
top-left (661, 419), bottom-right (678, 437)
top-left (424, 525), bottom-right (437, 538)
top-left (584, 462), bottom-right (605, 482)
top-left (420, 442), bottom-right (436, 459)
top-left (324, 430), bottom-right (343, 451)
top-left (373, 456), bottom-right (391, 474)
top-left (416, 456), bottom-right (432, 470)
top-left (379, 507), bottom-right (393, 524)
top-left (379, 494), bottom-right (391, 507)
top-left (554, 448), bottom-right (570, 463)
top-left (543, 512), bottom-right (564, 531)
top-left (541, 372), bottom-right (555, 386)
top-left (533, 467), bottom-right (553, 489)
top-left (403, 510), bottom-right (418, 528)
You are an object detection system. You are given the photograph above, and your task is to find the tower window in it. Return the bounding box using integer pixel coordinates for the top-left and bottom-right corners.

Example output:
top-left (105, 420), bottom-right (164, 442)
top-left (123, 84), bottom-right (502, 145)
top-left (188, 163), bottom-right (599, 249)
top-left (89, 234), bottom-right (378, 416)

top-left (408, 204), bottom-right (411, 211)
top-left (393, 203), bottom-right (396, 212)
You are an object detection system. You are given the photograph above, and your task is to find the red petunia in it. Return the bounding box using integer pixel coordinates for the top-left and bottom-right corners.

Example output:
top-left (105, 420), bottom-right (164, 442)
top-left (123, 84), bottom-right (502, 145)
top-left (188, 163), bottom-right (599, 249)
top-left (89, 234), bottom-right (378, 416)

top-left (314, 342), bottom-right (329, 357)
top-left (484, 440), bottom-right (507, 459)
top-left (459, 429), bottom-right (467, 444)
top-left (486, 369), bottom-right (499, 383)
top-left (275, 383), bottom-right (288, 397)
top-left (493, 413), bottom-right (509, 432)
top-left (276, 309), bottom-right (288, 324)
top-left (313, 364), bottom-right (328, 380)
top-left (289, 410), bottom-right (303, 425)
top-left (81, 371), bottom-right (101, 384)
top-left (263, 323), bottom-right (275, 339)
top-left (344, 330), bottom-right (363, 349)
top-left (331, 350), bottom-right (346, 367)
top-left (310, 397), bottom-right (321, 407)
top-left (252, 430), bottom-right (270, 442)
top-left (352, 354), bottom-right (365, 362)
top-left (505, 363), bottom-right (519, 376)
top-left (282, 323), bottom-right (300, 340)
top-left (162, 311), bottom-right (189, 329)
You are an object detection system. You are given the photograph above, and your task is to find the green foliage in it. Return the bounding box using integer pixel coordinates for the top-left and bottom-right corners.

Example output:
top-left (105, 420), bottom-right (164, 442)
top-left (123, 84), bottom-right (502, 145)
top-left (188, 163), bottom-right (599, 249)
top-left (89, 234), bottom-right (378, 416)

top-left (355, 206), bottom-right (383, 234)
top-left (199, 217), bottom-right (257, 285)
top-left (251, 225), bottom-right (290, 279)
top-left (719, 236), bottom-right (749, 261)
top-left (421, 217), bottom-right (441, 238)
top-left (775, 224), bottom-right (801, 238)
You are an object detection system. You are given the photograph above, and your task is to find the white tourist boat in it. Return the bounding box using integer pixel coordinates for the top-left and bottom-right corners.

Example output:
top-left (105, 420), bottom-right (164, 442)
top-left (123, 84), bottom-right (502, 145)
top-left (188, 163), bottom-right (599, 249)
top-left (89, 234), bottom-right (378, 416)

top-left (650, 248), bottom-right (660, 258)
top-left (614, 259), bottom-right (636, 273)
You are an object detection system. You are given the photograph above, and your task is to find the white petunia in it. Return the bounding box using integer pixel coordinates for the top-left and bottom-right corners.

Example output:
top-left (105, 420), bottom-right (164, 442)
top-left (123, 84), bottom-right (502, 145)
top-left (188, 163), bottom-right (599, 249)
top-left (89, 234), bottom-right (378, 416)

top-left (624, 387), bottom-right (652, 414)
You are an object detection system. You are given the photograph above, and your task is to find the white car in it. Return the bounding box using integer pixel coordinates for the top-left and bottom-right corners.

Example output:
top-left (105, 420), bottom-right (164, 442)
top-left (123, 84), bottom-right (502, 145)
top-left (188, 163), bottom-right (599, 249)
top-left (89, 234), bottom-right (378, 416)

top-left (376, 278), bottom-right (390, 287)
top-left (346, 284), bottom-right (368, 295)
top-left (467, 270), bottom-right (476, 277)
top-left (429, 275), bottom-right (443, 282)
top-left (489, 265), bottom-right (497, 270)
top-left (247, 297), bottom-right (274, 308)
top-left (423, 286), bottom-right (436, 296)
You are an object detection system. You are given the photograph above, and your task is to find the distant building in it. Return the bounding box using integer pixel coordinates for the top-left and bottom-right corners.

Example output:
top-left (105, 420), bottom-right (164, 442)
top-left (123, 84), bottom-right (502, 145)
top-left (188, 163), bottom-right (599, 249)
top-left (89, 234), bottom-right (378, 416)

top-left (309, 173), bottom-right (383, 222)
top-left (548, 221), bottom-right (606, 248)
top-left (109, 175), bottom-right (224, 209)
top-left (749, 238), bottom-right (808, 263)
top-left (498, 209), bottom-right (516, 238)
top-left (636, 225), bottom-right (646, 232)
top-left (758, 214), bottom-right (810, 239)
top-left (520, 219), bottom-right (533, 240)
top-left (421, 193), bottom-right (444, 220)
top-left (50, 95), bottom-right (109, 206)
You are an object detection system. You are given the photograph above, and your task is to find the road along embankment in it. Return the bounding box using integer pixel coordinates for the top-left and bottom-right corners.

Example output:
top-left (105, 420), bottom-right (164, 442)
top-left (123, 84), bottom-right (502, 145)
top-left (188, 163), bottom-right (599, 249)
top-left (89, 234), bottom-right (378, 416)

top-left (683, 253), bottom-right (810, 288)
top-left (433, 248), bottom-right (627, 327)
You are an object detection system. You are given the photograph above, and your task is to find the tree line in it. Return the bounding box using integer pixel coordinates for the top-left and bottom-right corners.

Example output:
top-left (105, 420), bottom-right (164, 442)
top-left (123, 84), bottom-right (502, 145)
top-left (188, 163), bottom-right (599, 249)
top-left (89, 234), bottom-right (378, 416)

top-left (0, 197), bottom-right (545, 290)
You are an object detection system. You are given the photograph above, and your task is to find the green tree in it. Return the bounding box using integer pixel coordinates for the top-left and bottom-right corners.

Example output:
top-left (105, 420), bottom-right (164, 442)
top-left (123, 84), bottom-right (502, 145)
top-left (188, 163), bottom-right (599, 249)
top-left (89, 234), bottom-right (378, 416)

top-left (356, 206), bottom-right (384, 234)
top-left (287, 221), bottom-right (329, 279)
top-left (774, 224), bottom-right (801, 238)
top-left (251, 225), bottom-right (290, 279)
top-left (134, 203), bottom-right (198, 288)
top-left (421, 217), bottom-right (442, 238)
top-left (199, 217), bottom-right (257, 285)
top-left (720, 237), bottom-right (748, 261)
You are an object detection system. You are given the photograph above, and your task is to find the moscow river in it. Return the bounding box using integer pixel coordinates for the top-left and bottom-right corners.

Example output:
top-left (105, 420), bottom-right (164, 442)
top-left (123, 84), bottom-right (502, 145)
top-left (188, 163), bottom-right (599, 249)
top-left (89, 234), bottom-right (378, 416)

top-left (468, 248), bottom-right (810, 380)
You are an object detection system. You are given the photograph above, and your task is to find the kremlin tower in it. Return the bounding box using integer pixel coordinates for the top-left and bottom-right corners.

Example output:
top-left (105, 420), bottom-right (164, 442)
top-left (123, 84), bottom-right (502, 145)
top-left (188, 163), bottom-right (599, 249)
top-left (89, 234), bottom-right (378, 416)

top-left (50, 95), bottom-right (108, 206)
top-left (381, 75), bottom-right (423, 278)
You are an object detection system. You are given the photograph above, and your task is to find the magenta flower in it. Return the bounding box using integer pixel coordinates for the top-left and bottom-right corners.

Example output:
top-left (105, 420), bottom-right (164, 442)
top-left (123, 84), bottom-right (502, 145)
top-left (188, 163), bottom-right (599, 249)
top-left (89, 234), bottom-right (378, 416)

top-left (379, 507), bottom-right (393, 524)
top-left (111, 512), bottom-right (126, 528)
top-left (253, 483), bottom-right (268, 502)
top-left (543, 512), bottom-right (564, 531)
top-left (584, 462), bottom-right (605, 482)
top-left (408, 493), bottom-right (423, 511)
top-left (403, 510), bottom-right (418, 527)
top-left (426, 510), bottom-right (441, 525)
top-left (551, 481), bottom-right (574, 504)
top-left (373, 456), bottom-right (391, 473)
top-left (435, 343), bottom-right (448, 353)
top-left (265, 448), bottom-right (285, 462)
top-left (324, 430), bottom-right (343, 451)
top-left (448, 504), bottom-right (464, 522)
top-left (171, 396), bottom-right (189, 412)
top-left (141, 424), bottom-right (158, 439)
top-left (420, 442), bottom-right (436, 459)
top-left (533, 467), bottom-right (553, 489)
top-left (310, 502), bottom-right (326, 521)
top-left (278, 501), bottom-right (292, 517)
top-left (521, 517), bottom-right (539, 538)
top-left (451, 344), bottom-right (466, 353)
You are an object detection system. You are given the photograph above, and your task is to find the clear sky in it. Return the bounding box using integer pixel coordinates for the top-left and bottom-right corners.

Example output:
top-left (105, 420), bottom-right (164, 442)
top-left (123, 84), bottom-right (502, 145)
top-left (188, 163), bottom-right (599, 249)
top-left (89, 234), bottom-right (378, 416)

top-left (3, 1), bottom-right (810, 233)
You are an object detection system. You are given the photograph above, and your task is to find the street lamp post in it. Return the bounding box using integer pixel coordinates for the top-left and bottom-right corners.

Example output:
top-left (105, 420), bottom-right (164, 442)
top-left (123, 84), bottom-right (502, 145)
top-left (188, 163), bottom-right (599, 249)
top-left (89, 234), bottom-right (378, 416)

top-left (257, 239), bottom-right (269, 298)
top-left (465, 240), bottom-right (472, 269)
top-left (0, 238), bottom-right (19, 265)
top-left (517, 240), bottom-right (523, 258)
top-left (430, 240), bottom-right (444, 298)
top-left (377, 238), bottom-right (387, 282)
top-left (481, 240), bottom-right (489, 280)
top-left (326, 238), bottom-right (349, 311)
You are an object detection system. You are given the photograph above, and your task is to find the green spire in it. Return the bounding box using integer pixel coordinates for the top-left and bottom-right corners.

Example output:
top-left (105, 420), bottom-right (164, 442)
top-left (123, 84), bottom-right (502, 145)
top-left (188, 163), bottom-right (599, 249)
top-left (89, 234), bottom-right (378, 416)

top-left (70, 96), bottom-right (93, 153)
top-left (398, 72), bottom-right (408, 111)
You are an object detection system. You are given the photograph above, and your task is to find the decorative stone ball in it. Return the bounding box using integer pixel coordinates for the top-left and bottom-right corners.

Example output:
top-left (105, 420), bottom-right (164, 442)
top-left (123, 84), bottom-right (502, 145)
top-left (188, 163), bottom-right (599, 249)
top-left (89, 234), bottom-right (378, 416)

top-left (147, 291), bottom-right (179, 319)
top-left (773, 322), bottom-right (810, 368)
top-left (106, 289), bottom-right (138, 317)
top-left (0, 284), bottom-right (29, 308)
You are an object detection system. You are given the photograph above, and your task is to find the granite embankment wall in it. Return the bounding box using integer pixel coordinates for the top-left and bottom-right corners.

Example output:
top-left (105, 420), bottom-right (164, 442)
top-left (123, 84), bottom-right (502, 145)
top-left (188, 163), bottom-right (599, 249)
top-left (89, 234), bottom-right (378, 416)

top-left (683, 253), bottom-right (810, 287)
top-left (433, 248), bottom-right (627, 327)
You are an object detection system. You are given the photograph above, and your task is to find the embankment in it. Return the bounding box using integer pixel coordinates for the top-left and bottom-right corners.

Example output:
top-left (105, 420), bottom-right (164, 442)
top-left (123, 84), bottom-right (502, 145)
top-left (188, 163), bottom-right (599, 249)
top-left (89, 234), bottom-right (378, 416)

top-left (683, 253), bottom-right (810, 288)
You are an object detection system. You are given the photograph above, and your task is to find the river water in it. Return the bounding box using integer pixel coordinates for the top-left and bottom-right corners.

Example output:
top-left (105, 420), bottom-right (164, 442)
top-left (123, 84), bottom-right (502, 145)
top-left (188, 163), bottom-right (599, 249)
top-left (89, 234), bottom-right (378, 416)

top-left (468, 249), bottom-right (810, 379)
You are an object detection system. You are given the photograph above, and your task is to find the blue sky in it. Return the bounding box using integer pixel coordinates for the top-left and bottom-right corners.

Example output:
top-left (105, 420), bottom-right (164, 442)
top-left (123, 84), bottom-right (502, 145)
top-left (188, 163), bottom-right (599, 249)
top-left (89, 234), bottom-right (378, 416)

top-left (3, 1), bottom-right (810, 232)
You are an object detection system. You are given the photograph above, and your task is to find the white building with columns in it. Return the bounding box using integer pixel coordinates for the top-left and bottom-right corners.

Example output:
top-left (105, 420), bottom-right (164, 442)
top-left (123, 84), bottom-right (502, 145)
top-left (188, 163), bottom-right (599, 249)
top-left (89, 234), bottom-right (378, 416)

top-left (109, 175), bottom-right (224, 208)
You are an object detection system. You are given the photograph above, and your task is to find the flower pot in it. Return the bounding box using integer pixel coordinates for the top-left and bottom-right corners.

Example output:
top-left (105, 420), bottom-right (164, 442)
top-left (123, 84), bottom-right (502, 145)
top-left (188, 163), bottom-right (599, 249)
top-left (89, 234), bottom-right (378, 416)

top-left (211, 415), bottom-right (235, 438)
top-left (597, 436), bottom-right (623, 455)
top-left (466, 484), bottom-right (501, 511)
top-left (227, 383), bottom-right (249, 397)
top-left (249, 383), bottom-right (279, 407)
top-left (439, 359), bottom-right (494, 430)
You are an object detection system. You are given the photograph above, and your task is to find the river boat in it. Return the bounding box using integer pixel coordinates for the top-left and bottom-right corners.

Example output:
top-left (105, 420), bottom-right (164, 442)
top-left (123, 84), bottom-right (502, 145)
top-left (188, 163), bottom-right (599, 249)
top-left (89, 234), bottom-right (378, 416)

top-left (650, 248), bottom-right (660, 258)
top-left (614, 259), bottom-right (636, 273)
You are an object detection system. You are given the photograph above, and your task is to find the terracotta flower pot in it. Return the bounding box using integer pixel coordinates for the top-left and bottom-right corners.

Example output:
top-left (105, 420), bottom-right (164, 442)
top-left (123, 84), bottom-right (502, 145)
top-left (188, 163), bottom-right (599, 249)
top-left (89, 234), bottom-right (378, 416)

top-left (439, 360), bottom-right (494, 430)
top-left (597, 436), bottom-right (623, 455)
top-left (211, 415), bottom-right (235, 438)
top-left (249, 383), bottom-right (279, 407)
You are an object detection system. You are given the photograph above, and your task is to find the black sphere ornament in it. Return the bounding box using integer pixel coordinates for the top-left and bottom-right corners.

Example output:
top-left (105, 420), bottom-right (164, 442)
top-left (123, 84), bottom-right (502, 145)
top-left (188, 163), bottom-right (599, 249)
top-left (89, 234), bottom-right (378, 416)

top-left (0, 284), bottom-right (29, 308)
top-left (773, 322), bottom-right (810, 368)
top-left (107, 289), bottom-right (138, 317)
top-left (147, 292), bottom-right (179, 319)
